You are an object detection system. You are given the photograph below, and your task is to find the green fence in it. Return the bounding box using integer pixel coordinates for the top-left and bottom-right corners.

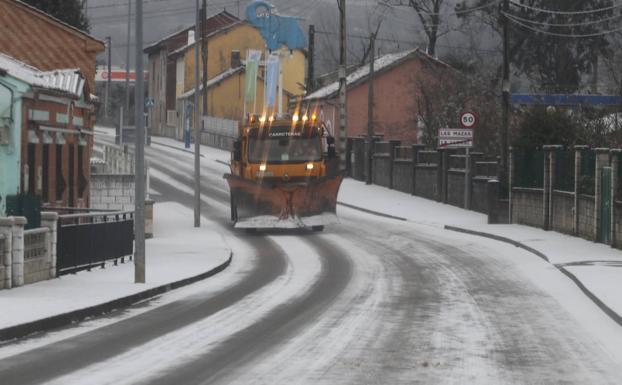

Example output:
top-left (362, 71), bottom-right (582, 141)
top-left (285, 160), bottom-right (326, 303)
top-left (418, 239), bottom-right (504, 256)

top-left (579, 150), bottom-right (596, 196)
top-left (554, 149), bottom-right (575, 192)
top-left (513, 149), bottom-right (544, 188)
top-left (5, 194), bottom-right (41, 230)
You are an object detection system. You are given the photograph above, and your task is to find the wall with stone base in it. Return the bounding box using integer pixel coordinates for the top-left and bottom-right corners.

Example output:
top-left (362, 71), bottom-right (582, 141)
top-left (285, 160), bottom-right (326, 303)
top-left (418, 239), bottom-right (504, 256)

top-left (90, 174), bottom-right (136, 211)
top-left (577, 195), bottom-right (596, 241)
top-left (512, 188), bottom-right (544, 228)
top-left (447, 170), bottom-right (466, 208)
top-left (551, 191), bottom-right (575, 236)
top-left (414, 166), bottom-right (438, 201)
top-left (24, 256), bottom-right (50, 284)
top-left (392, 161), bottom-right (413, 194)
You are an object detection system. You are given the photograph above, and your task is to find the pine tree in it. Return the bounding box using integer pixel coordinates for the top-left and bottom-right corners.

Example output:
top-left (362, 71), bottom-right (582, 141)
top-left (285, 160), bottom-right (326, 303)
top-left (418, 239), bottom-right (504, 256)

top-left (23, 0), bottom-right (90, 32)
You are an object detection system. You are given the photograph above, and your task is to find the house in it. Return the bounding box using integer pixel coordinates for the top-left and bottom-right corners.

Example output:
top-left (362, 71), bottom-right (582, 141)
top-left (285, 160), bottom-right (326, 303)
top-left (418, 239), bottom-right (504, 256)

top-left (304, 48), bottom-right (456, 147)
top-left (145, 6), bottom-right (307, 139)
top-left (144, 10), bottom-right (240, 138)
top-left (0, 53), bottom-right (94, 218)
top-left (0, 0), bottom-right (103, 217)
top-left (0, 0), bottom-right (105, 94)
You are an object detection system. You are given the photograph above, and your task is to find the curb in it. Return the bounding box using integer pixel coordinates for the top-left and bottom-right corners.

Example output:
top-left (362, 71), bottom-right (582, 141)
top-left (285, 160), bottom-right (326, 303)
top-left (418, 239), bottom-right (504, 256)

top-left (151, 140), bottom-right (206, 158)
top-left (443, 225), bottom-right (622, 328)
top-left (337, 201), bottom-right (407, 221)
top-left (443, 225), bottom-right (549, 262)
top-left (0, 252), bottom-right (233, 342)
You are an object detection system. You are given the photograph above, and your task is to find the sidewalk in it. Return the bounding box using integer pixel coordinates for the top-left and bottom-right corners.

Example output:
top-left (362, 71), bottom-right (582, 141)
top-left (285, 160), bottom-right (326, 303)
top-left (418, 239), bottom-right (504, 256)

top-left (338, 178), bottom-right (622, 325)
top-left (0, 202), bottom-right (232, 339)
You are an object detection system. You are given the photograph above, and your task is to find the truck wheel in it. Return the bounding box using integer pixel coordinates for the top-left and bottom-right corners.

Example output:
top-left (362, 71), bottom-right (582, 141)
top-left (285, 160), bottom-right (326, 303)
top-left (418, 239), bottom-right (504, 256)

top-left (311, 225), bottom-right (324, 232)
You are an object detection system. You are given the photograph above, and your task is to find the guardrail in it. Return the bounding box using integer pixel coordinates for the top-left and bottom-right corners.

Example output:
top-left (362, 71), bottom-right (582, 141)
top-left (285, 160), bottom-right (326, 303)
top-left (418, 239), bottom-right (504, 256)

top-left (57, 211), bottom-right (134, 275)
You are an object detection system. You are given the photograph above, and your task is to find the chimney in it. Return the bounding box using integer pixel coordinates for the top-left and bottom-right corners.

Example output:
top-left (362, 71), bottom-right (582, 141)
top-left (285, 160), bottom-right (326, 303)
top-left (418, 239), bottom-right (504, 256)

top-left (231, 50), bottom-right (241, 68)
top-left (188, 30), bottom-right (195, 45)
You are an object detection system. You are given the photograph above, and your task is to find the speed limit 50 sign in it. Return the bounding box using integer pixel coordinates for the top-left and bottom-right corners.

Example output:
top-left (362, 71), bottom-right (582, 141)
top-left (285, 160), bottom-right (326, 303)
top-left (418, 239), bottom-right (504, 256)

top-left (460, 112), bottom-right (477, 128)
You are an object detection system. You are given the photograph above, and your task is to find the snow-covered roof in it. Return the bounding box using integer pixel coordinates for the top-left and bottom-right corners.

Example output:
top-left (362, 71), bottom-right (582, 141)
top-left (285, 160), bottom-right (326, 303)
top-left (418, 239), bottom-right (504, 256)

top-left (305, 48), bottom-right (448, 101)
top-left (178, 66), bottom-right (245, 99)
top-left (0, 52), bottom-right (85, 97)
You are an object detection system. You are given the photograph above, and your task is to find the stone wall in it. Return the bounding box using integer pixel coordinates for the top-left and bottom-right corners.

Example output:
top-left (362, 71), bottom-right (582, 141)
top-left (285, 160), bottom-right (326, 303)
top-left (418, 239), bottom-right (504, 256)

top-left (447, 170), bottom-right (466, 208)
top-left (23, 229), bottom-right (50, 284)
top-left (90, 175), bottom-right (136, 211)
top-left (577, 195), bottom-right (596, 241)
top-left (0, 234), bottom-right (6, 289)
top-left (512, 188), bottom-right (544, 228)
top-left (414, 165), bottom-right (439, 201)
top-left (373, 155), bottom-right (392, 188)
top-left (471, 178), bottom-right (490, 214)
top-left (392, 160), bottom-right (413, 194)
top-left (551, 190), bottom-right (575, 236)
top-left (614, 201), bottom-right (622, 248)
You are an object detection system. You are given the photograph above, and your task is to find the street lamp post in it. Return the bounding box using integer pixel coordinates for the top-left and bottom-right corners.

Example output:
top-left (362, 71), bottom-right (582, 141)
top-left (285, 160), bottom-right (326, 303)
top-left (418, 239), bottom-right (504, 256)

top-left (134, 0), bottom-right (146, 283)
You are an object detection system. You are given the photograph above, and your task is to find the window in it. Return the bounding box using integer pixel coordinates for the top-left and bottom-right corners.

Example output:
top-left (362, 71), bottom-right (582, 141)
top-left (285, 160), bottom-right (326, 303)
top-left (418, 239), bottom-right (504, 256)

top-left (248, 137), bottom-right (322, 163)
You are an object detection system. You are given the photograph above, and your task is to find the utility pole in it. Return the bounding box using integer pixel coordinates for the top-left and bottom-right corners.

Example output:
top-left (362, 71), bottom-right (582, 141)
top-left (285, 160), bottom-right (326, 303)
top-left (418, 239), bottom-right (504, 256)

top-left (500, 0), bottom-right (510, 188)
top-left (306, 24), bottom-right (315, 94)
top-left (338, 0), bottom-right (347, 171)
top-left (366, 31), bottom-right (376, 185)
top-left (193, 0), bottom-right (201, 227)
top-left (125, 0), bottom-right (132, 125)
top-left (202, 0), bottom-right (208, 121)
top-left (134, 0), bottom-right (146, 283)
top-left (105, 36), bottom-right (111, 119)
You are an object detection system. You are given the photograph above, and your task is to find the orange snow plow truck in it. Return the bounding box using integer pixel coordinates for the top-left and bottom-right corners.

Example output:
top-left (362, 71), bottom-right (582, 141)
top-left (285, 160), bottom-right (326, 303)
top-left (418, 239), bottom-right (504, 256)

top-left (224, 113), bottom-right (343, 231)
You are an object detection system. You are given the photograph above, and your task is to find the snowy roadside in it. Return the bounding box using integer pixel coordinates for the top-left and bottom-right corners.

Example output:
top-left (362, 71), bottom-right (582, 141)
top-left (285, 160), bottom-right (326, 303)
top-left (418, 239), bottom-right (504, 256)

top-left (0, 202), bottom-right (232, 331)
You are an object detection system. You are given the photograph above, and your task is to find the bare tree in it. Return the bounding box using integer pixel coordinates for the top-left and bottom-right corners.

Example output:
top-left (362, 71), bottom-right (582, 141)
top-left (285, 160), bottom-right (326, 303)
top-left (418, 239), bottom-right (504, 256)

top-left (380, 0), bottom-right (451, 56)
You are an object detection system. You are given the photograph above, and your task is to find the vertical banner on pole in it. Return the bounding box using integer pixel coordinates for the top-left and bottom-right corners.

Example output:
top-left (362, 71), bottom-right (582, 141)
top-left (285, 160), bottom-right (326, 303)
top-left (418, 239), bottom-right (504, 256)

top-left (245, 49), bottom-right (262, 107)
top-left (264, 53), bottom-right (279, 108)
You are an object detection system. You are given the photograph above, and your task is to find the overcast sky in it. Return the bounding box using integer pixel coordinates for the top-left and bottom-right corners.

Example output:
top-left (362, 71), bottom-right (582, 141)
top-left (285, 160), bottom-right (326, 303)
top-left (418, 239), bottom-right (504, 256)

top-left (88, 0), bottom-right (500, 74)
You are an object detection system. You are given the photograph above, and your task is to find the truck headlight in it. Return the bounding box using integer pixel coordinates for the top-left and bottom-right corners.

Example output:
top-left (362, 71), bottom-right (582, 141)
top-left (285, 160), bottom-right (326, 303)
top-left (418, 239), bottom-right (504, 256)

top-left (259, 164), bottom-right (267, 171)
top-left (306, 163), bottom-right (314, 170)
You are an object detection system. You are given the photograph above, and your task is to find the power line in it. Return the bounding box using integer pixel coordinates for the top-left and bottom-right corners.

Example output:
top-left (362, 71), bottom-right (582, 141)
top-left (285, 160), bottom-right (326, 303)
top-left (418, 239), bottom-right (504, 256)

top-left (503, 10), bottom-right (622, 28)
top-left (382, 0), bottom-right (500, 17)
top-left (503, 11), bottom-right (622, 37)
top-left (314, 29), bottom-right (501, 54)
top-left (509, 0), bottom-right (622, 16)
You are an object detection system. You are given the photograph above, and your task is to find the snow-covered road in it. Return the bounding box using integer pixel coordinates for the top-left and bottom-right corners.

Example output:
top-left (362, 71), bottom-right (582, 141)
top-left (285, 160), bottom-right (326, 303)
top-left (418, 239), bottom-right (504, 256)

top-left (1, 132), bottom-right (621, 384)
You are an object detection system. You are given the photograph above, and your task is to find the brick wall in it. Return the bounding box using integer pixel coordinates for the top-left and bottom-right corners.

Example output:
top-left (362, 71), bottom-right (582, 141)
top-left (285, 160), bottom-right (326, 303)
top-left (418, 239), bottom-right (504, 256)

top-left (551, 191), bottom-right (575, 236)
top-left (512, 188), bottom-right (544, 228)
top-left (577, 195), bottom-right (596, 241)
top-left (90, 175), bottom-right (136, 211)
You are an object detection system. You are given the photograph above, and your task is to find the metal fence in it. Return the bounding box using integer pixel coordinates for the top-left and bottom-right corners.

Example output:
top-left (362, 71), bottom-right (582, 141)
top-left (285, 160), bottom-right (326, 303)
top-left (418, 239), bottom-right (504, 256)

top-left (554, 149), bottom-right (575, 192)
top-left (513, 149), bottom-right (544, 188)
top-left (579, 150), bottom-right (596, 195)
top-left (57, 211), bottom-right (134, 275)
top-left (24, 228), bottom-right (48, 260)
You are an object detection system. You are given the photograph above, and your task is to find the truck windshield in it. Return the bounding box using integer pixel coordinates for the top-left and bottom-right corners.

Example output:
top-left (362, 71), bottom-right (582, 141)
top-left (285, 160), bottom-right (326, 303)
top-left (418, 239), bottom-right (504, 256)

top-left (248, 137), bottom-right (322, 163)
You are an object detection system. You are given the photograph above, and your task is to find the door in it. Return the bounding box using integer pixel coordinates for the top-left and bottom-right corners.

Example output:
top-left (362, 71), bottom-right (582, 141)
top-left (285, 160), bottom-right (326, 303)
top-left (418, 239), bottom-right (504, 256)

top-left (600, 167), bottom-right (612, 244)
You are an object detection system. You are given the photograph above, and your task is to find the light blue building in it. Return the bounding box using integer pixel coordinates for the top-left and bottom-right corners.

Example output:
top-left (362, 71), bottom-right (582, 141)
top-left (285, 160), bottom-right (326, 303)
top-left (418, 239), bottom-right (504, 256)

top-left (0, 64), bottom-right (29, 216)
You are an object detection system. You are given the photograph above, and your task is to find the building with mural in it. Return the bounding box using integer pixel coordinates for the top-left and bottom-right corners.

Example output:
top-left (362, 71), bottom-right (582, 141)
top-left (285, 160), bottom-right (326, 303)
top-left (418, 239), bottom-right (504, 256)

top-left (145, 1), bottom-right (307, 139)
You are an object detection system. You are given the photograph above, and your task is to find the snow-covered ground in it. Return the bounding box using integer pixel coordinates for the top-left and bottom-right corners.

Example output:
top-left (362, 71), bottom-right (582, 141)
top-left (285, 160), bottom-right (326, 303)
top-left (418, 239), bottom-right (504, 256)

top-left (4, 130), bottom-right (620, 352)
top-left (0, 202), bottom-right (231, 330)
top-left (147, 134), bottom-right (622, 322)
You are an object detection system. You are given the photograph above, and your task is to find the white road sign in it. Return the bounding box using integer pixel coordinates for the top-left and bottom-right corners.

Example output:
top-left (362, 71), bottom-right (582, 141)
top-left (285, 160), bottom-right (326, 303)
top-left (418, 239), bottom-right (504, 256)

top-left (460, 112), bottom-right (477, 128)
top-left (438, 128), bottom-right (473, 148)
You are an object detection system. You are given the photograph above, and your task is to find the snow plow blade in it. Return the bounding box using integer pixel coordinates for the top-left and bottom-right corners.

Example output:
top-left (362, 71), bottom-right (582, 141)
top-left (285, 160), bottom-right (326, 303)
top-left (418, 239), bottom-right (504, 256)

top-left (225, 174), bottom-right (344, 229)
